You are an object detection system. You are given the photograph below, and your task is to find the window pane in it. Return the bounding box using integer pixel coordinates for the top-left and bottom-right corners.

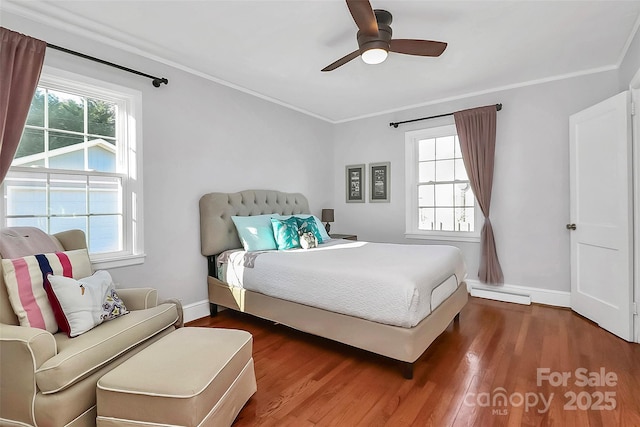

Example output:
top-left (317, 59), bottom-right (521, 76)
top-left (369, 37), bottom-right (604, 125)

top-left (90, 176), bottom-right (121, 214)
top-left (455, 207), bottom-right (475, 231)
top-left (418, 161), bottom-right (435, 183)
top-left (434, 183), bottom-right (453, 206)
top-left (5, 172), bottom-right (47, 216)
top-left (418, 207), bottom-right (434, 230)
top-left (418, 139), bottom-right (435, 161)
top-left (88, 99), bottom-right (116, 137)
top-left (89, 215), bottom-right (122, 253)
top-left (454, 159), bottom-right (468, 181)
top-left (454, 182), bottom-right (474, 207)
top-left (26, 88), bottom-right (45, 127)
top-left (435, 159), bottom-right (454, 182)
top-left (88, 140), bottom-right (117, 172)
top-left (48, 90), bottom-right (84, 132)
top-left (49, 131), bottom-right (84, 151)
top-left (435, 208), bottom-right (455, 231)
top-left (49, 148), bottom-right (84, 170)
top-left (50, 174), bottom-right (87, 215)
top-left (50, 216), bottom-right (87, 235)
top-left (15, 128), bottom-right (45, 160)
top-left (418, 184), bottom-right (435, 207)
top-left (436, 136), bottom-right (455, 160)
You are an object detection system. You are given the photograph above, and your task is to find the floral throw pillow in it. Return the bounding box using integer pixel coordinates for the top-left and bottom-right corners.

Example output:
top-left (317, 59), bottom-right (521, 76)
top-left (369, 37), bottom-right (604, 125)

top-left (46, 270), bottom-right (129, 337)
top-left (270, 217), bottom-right (300, 250)
top-left (296, 216), bottom-right (324, 244)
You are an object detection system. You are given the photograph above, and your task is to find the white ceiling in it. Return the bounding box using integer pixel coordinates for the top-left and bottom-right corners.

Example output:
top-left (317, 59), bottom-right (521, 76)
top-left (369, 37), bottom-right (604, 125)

top-left (5, 1), bottom-right (640, 123)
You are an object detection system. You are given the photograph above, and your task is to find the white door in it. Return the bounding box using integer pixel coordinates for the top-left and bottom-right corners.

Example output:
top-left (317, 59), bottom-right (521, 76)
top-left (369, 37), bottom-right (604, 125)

top-left (569, 91), bottom-right (634, 341)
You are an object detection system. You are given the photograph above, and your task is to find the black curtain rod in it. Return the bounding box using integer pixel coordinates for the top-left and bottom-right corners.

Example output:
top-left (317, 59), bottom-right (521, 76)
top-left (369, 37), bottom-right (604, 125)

top-left (46, 43), bottom-right (168, 88)
top-left (389, 103), bottom-right (502, 128)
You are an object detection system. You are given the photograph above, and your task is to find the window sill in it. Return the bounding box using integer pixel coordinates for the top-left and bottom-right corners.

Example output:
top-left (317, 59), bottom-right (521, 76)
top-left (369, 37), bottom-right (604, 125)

top-left (90, 253), bottom-right (146, 270)
top-left (405, 232), bottom-right (481, 243)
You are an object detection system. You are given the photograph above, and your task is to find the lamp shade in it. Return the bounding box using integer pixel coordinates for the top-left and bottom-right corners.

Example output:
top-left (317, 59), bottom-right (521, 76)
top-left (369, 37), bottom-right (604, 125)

top-left (321, 209), bottom-right (335, 223)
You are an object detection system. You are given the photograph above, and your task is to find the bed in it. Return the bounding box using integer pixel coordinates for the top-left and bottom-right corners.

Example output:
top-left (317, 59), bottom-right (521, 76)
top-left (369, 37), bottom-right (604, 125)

top-left (199, 190), bottom-right (468, 378)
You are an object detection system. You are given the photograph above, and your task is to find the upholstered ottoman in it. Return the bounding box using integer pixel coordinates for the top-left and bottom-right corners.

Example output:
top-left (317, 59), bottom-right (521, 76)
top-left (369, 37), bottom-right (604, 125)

top-left (96, 327), bottom-right (256, 427)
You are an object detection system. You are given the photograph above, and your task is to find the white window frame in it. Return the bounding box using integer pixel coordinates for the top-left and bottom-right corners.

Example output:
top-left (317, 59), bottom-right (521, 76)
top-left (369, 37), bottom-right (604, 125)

top-left (405, 123), bottom-right (482, 243)
top-left (1, 66), bottom-right (145, 269)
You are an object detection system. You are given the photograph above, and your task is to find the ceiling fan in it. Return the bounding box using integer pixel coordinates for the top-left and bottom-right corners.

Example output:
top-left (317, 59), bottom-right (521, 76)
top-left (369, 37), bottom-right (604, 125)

top-left (322, 0), bottom-right (448, 72)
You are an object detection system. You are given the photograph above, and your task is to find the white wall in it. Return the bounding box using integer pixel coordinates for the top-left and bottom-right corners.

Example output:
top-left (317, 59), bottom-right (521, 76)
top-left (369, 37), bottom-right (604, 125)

top-left (3, 13), bottom-right (334, 311)
top-left (332, 71), bottom-right (620, 293)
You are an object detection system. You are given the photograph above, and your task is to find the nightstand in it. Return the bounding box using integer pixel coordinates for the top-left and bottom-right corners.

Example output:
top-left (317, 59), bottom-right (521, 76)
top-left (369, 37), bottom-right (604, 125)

top-left (330, 233), bottom-right (357, 241)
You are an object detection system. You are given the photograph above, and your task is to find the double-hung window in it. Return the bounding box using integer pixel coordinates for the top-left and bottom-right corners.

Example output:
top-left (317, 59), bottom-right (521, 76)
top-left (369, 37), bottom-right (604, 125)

top-left (405, 124), bottom-right (481, 242)
top-left (1, 67), bottom-right (144, 268)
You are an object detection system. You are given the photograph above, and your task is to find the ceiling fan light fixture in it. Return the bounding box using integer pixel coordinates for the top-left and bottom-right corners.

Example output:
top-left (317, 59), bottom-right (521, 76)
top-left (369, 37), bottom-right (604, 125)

top-left (361, 47), bottom-right (388, 65)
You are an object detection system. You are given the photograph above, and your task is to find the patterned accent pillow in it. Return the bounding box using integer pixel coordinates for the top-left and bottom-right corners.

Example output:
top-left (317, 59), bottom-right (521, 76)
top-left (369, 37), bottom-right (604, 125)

top-left (270, 217), bottom-right (301, 250)
top-left (2, 249), bottom-right (92, 332)
top-left (296, 216), bottom-right (324, 244)
top-left (102, 288), bottom-right (129, 321)
top-left (46, 270), bottom-right (128, 337)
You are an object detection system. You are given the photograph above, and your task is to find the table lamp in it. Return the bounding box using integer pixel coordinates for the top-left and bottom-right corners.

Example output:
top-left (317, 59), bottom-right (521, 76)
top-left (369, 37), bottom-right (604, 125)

top-left (321, 209), bottom-right (334, 233)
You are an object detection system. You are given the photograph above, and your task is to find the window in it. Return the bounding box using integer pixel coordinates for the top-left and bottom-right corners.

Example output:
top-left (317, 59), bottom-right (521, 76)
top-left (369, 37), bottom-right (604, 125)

top-left (1, 67), bottom-right (144, 268)
top-left (405, 124), bottom-right (481, 242)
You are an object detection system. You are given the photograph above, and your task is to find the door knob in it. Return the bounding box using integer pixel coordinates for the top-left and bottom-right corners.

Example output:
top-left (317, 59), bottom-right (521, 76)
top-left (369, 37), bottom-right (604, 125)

top-left (566, 223), bottom-right (576, 230)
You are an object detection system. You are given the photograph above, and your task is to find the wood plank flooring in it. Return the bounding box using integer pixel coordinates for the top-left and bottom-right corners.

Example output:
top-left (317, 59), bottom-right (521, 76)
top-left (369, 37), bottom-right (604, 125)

top-left (187, 297), bottom-right (640, 426)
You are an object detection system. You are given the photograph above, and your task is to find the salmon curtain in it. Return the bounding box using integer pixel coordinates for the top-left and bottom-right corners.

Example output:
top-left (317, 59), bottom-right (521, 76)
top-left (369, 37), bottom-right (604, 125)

top-left (454, 105), bottom-right (504, 284)
top-left (0, 27), bottom-right (46, 182)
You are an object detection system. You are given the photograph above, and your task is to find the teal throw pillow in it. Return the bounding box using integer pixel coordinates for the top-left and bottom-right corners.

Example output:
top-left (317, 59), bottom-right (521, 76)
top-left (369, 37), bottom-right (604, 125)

top-left (271, 217), bottom-right (300, 250)
top-left (231, 215), bottom-right (278, 251)
top-left (296, 216), bottom-right (324, 244)
top-left (272, 214), bottom-right (330, 243)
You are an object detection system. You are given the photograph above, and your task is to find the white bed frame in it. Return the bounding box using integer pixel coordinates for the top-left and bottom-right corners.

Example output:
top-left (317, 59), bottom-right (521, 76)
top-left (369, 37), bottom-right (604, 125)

top-left (199, 190), bottom-right (468, 378)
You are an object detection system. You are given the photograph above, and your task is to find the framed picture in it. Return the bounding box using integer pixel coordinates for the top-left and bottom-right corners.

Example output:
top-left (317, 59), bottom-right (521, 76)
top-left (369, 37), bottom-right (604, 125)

top-left (345, 164), bottom-right (365, 203)
top-left (369, 162), bottom-right (390, 203)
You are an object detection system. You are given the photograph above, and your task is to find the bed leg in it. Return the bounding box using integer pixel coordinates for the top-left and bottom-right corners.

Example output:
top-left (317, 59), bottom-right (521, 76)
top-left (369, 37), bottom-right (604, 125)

top-left (401, 362), bottom-right (414, 380)
top-left (454, 312), bottom-right (460, 323)
top-left (209, 303), bottom-right (218, 317)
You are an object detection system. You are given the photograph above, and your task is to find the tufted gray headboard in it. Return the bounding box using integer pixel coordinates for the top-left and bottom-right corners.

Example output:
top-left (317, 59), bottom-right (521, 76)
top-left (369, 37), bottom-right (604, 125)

top-left (199, 189), bottom-right (311, 256)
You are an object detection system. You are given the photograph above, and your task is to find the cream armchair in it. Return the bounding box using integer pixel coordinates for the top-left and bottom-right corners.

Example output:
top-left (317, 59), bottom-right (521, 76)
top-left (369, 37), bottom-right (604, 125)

top-left (0, 228), bottom-right (182, 427)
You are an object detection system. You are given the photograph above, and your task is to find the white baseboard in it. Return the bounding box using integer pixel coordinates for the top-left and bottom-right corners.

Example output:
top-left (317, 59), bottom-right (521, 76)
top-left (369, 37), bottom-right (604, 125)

top-left (182, 299), bottom-right (211, 323)
top-left (182, 283), bottom-right (570, 323)
top-left (466, 280), bottom-right (570, 308)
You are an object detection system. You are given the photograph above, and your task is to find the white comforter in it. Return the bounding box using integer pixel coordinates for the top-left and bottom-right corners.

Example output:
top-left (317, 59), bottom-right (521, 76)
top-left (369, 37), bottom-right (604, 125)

top-left (220, 240), bottom-right (466, 328)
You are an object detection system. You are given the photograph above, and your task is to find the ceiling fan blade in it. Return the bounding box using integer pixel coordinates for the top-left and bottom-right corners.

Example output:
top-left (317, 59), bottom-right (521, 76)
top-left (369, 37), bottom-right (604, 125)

top-left (321, 50), bottom-right (361, 72)
top-left (346, 0), bottom-right (379, 38)
top-left (390, 39), bottom-right (448, 57)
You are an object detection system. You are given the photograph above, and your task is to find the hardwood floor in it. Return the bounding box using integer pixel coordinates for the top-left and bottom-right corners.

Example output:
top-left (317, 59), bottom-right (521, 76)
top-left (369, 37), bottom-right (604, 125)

top-left (187, 297), bottom-right (640, 426)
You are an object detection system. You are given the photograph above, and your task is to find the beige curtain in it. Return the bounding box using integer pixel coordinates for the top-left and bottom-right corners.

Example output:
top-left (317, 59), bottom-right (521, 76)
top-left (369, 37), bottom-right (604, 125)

top-left (0, 27), bottom-right (46, 182)
top-left (454, 105), bottom-right (504, 284)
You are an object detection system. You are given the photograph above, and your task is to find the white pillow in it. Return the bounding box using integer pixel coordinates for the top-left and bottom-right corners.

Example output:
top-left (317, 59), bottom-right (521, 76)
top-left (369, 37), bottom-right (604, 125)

top-left (47, 270), bottom-right (128, 337)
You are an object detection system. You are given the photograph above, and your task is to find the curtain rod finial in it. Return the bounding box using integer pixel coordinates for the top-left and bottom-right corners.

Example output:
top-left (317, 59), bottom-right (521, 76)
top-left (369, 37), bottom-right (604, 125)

top-left (152, 78), bottom-right (168, 87)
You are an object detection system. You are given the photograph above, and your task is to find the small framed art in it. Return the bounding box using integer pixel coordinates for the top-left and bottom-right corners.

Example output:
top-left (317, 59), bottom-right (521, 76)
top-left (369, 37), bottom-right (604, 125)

top-left (345, 164), bottom-right (365, 203)
top-left (369, 162), bottom-right (390, 203)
